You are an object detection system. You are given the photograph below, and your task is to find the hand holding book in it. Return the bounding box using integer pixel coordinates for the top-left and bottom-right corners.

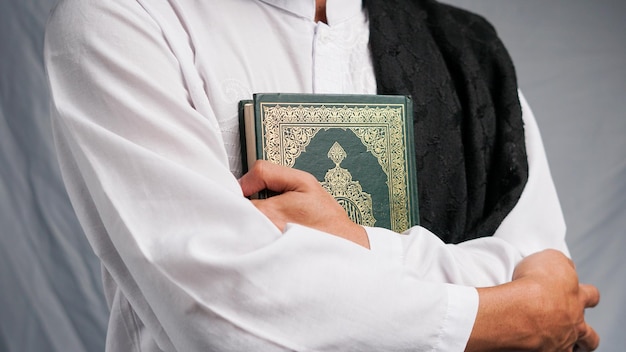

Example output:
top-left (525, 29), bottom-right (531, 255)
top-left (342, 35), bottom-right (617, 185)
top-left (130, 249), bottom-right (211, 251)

top-left (239, 160), bottom-right (370, 249)
top-left (239, 93), bottom-right (420, 233)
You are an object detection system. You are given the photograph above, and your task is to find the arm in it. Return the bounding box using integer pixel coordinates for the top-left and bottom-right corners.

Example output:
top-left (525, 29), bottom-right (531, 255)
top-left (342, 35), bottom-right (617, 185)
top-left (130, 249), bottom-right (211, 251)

top-left (242, 163), bottom-right (600, 351)
top-left (45, 1), bottom-right (477, 350)
top-left (362, 91), bottom-right (571, 287)
top-left (46, 1), bottom-right (598, 350)
top-left (244, 93), bottom-right (569, 289)
top-left (469, 250), bottom-right (600, 352)
top-left (492, 91), bottom-right (569, 256)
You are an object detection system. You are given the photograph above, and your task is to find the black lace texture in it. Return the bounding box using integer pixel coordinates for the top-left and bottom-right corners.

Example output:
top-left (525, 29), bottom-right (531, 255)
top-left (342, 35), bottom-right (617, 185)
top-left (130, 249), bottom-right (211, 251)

top-left (365, 0), bottom-right (528, 243)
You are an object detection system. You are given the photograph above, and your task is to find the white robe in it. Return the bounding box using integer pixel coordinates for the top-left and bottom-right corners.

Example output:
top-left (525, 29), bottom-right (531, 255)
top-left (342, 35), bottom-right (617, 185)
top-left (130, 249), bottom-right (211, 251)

top-left (44, 0), bottom-right (567, 350)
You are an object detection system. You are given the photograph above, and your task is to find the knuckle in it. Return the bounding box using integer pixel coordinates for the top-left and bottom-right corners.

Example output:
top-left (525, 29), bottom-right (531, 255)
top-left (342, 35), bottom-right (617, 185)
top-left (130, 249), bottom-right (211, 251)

top-left (253, 159), bottom-right (268, 175)
top-left (301, 172), bottom-right (318, 184)
top-left (576, 321), bottom-right (589, 337)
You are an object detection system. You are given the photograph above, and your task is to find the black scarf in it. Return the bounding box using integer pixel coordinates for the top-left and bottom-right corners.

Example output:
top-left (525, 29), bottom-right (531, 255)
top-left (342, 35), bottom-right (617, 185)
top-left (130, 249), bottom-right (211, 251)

top-left (365, 0), bottom-right (528, 243)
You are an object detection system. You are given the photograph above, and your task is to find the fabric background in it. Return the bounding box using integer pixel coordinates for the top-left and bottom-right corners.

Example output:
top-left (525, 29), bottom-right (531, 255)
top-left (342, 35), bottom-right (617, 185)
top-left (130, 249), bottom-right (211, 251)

top-left (0, 0), bottom-right (623, 350)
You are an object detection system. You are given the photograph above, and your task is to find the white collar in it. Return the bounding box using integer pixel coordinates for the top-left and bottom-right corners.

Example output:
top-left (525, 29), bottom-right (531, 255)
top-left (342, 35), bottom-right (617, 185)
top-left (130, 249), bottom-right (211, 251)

top-left (259, 0), bottom-right (363, 25)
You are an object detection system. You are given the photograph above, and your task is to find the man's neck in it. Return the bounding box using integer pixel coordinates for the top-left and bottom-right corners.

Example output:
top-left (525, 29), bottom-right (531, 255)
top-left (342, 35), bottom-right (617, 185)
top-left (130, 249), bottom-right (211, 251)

top-left (315, 0), bottom-right (327, 23)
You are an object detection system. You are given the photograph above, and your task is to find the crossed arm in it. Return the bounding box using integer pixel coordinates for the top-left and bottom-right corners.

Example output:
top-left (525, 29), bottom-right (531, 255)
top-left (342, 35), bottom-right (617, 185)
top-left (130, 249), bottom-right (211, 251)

top-left (240, 160), bottom-right (600, 351)
top-left (46, 0), bottom-right (599, 348)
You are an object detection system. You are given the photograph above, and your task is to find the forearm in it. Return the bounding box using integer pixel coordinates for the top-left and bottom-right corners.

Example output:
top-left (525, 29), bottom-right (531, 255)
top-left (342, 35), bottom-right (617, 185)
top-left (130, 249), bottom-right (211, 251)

top-left (468, 281), bottom-right (543, 351)
top-left (46, 2), bottom-right (480, 349)
top-left (367, 225), bottom-right (522, 287)
top-left (467, 250), bottom-right (600, 352)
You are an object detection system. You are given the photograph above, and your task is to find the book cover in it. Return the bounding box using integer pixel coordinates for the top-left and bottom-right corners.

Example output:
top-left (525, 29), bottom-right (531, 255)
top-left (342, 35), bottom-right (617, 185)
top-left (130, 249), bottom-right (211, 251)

top-left (239, 93), bottom-right (419, 233)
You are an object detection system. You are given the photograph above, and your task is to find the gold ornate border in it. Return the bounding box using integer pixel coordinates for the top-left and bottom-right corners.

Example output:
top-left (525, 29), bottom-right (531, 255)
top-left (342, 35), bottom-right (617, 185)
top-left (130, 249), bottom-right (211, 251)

top-left (260, 103), bottom-right (410, 232)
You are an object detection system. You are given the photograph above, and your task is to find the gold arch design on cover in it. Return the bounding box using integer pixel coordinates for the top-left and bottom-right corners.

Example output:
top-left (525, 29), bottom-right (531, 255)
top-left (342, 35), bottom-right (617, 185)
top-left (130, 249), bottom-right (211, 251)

top-left (257, 99), bottom-right (416, 233)
top-left (320, 142), bottom-right (376, 227)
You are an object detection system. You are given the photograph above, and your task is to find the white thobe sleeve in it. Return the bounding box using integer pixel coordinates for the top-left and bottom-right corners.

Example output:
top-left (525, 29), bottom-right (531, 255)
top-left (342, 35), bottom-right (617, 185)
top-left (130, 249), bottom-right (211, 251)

top-left (44, 1), bottom-right (563, 351)
top-left (368, 91), bottom-right (568, 287)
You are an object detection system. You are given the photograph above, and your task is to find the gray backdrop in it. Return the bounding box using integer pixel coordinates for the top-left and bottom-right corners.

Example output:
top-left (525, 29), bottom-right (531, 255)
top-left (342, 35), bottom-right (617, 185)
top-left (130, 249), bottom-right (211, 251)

top-left (1, 0), bottom-right (624, 350)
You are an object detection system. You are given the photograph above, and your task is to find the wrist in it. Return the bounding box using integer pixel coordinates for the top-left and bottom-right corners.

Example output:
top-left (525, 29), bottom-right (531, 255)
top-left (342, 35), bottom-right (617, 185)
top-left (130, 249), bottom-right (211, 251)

top-left (467, 280), bottom-right (543, 351)
top-left (344, 224), bottom-right (369, 249)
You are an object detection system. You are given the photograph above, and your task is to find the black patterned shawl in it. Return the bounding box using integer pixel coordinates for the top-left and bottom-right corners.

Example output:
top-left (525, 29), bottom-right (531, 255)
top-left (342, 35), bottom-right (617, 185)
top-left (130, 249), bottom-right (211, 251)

top-left (365, 0), bottom-right (528, 243)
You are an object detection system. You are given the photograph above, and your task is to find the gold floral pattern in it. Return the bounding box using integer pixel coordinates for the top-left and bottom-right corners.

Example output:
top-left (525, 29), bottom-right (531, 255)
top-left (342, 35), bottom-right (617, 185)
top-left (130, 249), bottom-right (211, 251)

top-left (321, 142), bottom-right (376, 227)
top-left (259, 102), bottom-right (412, 232)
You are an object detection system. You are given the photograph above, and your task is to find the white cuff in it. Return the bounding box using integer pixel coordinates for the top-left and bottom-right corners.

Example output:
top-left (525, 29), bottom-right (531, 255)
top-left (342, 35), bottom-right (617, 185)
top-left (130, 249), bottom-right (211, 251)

top-left (435, 285), bottom-right (479, 351)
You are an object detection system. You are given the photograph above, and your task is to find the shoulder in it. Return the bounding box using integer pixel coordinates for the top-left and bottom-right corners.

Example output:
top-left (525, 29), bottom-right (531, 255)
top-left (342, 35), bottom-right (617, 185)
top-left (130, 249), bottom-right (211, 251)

top-left (45, 0), bottom-right (160, 55)
top-left (418, 0), bottom-right (514, 74)
top-left (439, 3), bottom-right (497, 32)
top-left (418, 0), bottom-right (500, 44)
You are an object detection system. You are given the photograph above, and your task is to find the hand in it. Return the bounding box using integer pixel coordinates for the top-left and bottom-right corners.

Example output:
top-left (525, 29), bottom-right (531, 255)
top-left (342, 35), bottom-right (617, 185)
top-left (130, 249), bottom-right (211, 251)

top-left (239, 160), bottom-right (370, 249)
top-left (512, 250), bottom-right (600, 351)
top-left (468, 249), bottom-right (599, 352)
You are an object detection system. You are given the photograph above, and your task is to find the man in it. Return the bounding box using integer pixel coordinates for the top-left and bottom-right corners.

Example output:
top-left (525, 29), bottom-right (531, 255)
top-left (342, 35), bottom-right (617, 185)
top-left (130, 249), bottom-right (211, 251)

top-left (45, 0), bottom-right (598, 350)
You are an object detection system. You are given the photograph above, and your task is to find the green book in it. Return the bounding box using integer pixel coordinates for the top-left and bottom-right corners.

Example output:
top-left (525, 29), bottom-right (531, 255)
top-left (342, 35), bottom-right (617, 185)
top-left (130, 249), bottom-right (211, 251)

top-left (239, 93), bottom-right (419, 233)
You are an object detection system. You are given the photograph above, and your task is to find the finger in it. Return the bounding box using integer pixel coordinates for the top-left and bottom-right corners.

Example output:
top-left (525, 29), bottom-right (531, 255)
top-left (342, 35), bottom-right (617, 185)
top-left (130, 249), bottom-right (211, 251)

top-left (250, 198), bottom-right (287, 231)
top-left (239, 160), bottom-right (315, 196)
top-left (579, 284), bottom-right (600, 308)
top-left (238, 160), bottom-right (275, 196)
top-left (574, 323), bottom-right (600, 351)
